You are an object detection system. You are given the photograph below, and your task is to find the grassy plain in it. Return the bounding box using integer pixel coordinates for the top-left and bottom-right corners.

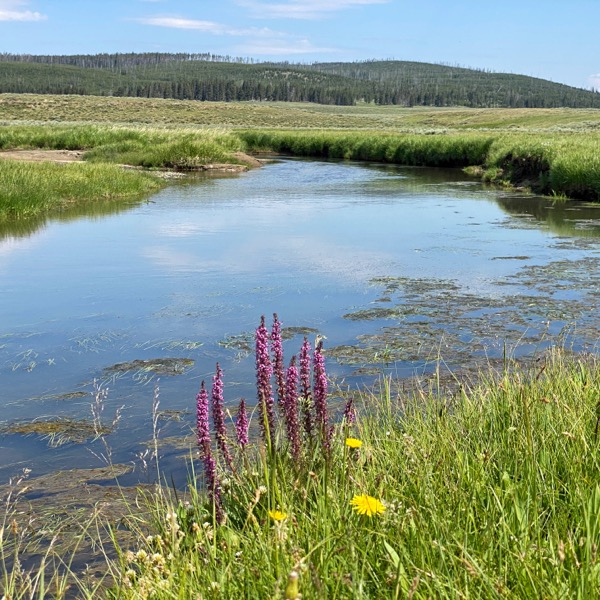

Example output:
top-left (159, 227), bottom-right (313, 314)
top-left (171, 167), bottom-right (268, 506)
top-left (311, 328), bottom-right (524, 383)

top-left (1, 93), bottom-right (600, 211)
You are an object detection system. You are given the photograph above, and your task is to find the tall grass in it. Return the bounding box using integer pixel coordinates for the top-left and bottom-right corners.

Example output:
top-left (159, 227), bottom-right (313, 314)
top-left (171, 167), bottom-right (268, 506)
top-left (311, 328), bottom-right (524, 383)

top-left (241, 129), bottom-right (600, 200)
top-left (97, 330), bottom-right (600, 599)
top-left (2, 316), bottom-right (600, 598)
top-left (0, 160), bottom-right (163, 220)
top-left (0, 125), bottom-right (247, 219)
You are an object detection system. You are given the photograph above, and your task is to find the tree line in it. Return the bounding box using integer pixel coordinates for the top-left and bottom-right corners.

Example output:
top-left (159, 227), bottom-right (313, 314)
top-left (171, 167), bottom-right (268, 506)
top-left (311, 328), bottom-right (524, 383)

top-left (1, 53), bottom-right (599, 108)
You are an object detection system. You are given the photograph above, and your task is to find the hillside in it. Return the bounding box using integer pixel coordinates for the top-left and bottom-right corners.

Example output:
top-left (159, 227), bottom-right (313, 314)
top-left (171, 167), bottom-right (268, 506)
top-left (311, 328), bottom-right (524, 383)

top-left (1, 52), bottom-right (599, 108)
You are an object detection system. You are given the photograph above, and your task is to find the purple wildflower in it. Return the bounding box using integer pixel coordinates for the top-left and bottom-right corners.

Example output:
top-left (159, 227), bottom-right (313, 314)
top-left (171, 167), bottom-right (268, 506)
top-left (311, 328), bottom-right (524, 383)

top-left (256, 315), bottom-right (275, 444)
top-left (211, 363), bottom-right (233, 470)
top-left (196, 381), bottom-right (224, 524)
top-left (284, 356), bottom-right (301, 463)
top-left (236, 398), bottom-right (249, 448)
top-left (299, 336), bottom-right (313, 439)
top-left (271, 313), bottom-right (286, 413)
top-left (343, 396), bottom-right (356, 426)
top-left (313, 340), bottom-right (331, 451)
top-left (196, 381), bottom-right (210, 452)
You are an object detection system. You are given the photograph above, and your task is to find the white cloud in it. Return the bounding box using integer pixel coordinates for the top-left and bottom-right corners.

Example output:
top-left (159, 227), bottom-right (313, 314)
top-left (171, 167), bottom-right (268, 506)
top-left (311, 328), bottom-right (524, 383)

top-left (589, 74), bottom-right (600, 90)
top-left (237, 0), bottom-right (389, 20)
top-left (239, 38), bottom-right (335, 56)
top-left (0, 0), bottom-right (46, 21)
top-left (136, 16), bottom-right (277, 37)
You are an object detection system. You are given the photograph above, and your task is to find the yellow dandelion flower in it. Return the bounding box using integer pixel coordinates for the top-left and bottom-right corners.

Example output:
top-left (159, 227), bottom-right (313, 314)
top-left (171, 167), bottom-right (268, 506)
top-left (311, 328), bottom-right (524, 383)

top-left (345, 437), bottom-right (362, 449)
top-left (350, 494), bottom-right (386, 517)
top-left (268, 509), bottom-right (288, 521)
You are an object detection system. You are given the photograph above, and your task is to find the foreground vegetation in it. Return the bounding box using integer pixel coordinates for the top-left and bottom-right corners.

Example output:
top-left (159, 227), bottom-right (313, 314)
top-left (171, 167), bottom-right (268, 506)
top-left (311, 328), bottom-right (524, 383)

top-left (2, 319), bottom-right (600, 598)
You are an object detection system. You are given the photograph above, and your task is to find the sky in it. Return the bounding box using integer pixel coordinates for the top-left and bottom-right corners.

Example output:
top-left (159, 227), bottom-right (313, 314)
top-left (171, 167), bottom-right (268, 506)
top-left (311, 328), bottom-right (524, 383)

top-left (0, 0), bottom-right (599, 91)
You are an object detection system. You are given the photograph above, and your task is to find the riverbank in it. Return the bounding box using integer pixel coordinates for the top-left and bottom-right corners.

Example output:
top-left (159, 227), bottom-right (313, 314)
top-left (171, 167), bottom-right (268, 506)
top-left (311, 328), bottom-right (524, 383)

top-left (1, 118), bottom-right (599, 222)
top-left (2, 345), bottom-right (599, 598)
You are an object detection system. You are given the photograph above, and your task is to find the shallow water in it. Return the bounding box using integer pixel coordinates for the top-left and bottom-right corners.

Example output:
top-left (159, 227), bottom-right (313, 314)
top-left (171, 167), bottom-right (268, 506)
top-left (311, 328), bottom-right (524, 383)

top-left (1, 158), bottom-right (599, 485)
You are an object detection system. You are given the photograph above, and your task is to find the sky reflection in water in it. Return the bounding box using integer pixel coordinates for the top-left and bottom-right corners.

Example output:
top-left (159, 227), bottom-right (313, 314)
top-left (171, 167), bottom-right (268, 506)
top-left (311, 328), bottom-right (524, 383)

top-left (1, 158), bottom-right (599, 483)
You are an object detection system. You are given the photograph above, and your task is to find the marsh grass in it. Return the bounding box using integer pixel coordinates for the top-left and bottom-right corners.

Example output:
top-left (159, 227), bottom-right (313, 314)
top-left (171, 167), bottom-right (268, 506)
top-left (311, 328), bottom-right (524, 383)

top-left (240, 129), bottom-right (600, 200)
top-left (2, 348), bottom-right (600, 598)
top-left (0, 124), bottom-right (247, 219)
top-left (0, 159), bottom-right (163, 220)
top-left (80, 347), bottom-right (599, 599)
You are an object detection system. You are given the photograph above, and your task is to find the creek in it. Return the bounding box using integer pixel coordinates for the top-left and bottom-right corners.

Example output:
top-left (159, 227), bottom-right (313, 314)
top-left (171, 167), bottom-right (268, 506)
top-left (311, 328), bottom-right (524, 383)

top-left (1, 157), bottom-right (599, 486)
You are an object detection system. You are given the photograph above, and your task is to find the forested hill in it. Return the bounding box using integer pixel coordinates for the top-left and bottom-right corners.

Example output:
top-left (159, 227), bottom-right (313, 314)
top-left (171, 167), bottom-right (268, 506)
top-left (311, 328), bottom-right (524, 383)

top-left (1, 52), bottom-right (599, 108)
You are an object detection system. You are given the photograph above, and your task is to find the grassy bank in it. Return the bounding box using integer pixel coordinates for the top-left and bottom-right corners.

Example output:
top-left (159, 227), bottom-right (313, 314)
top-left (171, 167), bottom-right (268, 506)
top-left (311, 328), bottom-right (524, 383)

top-left (0, 125), bottom-right (247, 219)
top-left (104, 346), bottom-right (600, 599)
top-left (240, 129), bottom-right (600, 200)
top-left (1, 97), bottom-right (600, 219)
top-left (0, 160), bottom-right (163, 221)
top-left (2, 331), bottom-right (600, 598)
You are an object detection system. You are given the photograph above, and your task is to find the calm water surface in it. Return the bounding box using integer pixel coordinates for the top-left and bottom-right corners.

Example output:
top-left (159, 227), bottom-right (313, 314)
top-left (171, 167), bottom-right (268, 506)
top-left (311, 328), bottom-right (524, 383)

top-left (1, 158), bottom-right (599, 484)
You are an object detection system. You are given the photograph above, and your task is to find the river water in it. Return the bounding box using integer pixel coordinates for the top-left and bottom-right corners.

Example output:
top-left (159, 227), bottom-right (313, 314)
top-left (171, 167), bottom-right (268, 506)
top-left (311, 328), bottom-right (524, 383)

top-left (1, 158), bottom-right (599, 485)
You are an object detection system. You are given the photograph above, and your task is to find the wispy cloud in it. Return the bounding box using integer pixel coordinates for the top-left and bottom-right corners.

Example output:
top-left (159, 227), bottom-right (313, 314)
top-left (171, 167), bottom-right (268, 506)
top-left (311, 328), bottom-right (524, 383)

top-left (0, 0), bottom-right (46, 21)
top-left (136, 16), bottom-right (276, 37)
top-left (238, 38), bottom-right (336, 56)
top-left (237, 0), bottom-right (389, 20)
top-left (589, 74), bottom-right (600, 91)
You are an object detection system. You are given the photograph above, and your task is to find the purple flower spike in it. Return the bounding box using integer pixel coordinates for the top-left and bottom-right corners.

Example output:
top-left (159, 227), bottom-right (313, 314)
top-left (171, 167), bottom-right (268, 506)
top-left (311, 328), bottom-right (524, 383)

top-left (196, 381), bottom-right (224, 524)
top-left (212, 363), bottom-right (233, 470)
top-left (196, 381), bottom-right (210, 454)
top-left (313, 340), bottom-right (331, 451)
top-left (236, 398), bottom-right (249, 448)
top-left (299, 337), bottom-right (313, 439)
top-left (256, 315), bottom-right (275, 444)
top-left (343, 396), bottom-right (356, 426)
top-left (271, 313), bottom-right (286, 413)
top-left (284, 356), bottom-right (301, 463)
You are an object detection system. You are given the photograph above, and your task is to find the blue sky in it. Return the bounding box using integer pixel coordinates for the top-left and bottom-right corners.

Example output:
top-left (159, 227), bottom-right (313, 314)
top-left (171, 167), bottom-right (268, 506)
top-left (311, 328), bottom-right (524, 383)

top-left (1, 0), bottom-right (598, 91)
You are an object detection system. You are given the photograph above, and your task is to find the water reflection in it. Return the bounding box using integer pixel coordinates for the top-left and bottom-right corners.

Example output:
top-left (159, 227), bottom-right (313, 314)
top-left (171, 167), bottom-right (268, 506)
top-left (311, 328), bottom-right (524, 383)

top-left (0, 196), bottom-right (147, 240)
top-left (1, 158), bottom-right (599, 483)
top-left (496, 195), bottom-right (600, 237)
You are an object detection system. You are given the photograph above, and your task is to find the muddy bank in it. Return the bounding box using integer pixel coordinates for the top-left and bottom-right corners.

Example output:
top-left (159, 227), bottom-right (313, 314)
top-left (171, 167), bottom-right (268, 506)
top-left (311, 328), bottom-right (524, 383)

top-left (0, 148), bottom-right (263, 173)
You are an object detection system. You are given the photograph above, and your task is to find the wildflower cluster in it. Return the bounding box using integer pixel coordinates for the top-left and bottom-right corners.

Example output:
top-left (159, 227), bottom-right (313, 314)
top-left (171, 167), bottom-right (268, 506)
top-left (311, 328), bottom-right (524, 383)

top-left (193, 316), bottom-right (346, 522)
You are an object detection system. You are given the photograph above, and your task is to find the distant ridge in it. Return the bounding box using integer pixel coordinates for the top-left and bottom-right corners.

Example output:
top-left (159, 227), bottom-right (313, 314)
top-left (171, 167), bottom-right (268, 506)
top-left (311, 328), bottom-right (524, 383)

top-left (1, 52), bottom-right (599, 108)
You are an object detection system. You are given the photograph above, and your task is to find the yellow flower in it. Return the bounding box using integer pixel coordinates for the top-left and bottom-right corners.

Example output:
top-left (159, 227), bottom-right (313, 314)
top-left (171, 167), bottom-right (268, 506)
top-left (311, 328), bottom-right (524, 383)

top-left (268, 509), bottom-right (288, 521)
top-left (345, 437), bottom-right (362, 449)
top-left (350, 494), bottom-right (386, 517)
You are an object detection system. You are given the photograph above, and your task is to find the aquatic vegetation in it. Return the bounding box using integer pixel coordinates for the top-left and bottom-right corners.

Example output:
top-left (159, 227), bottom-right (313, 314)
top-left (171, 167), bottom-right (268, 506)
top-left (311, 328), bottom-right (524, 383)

top-left (103, 357), bottom-right (194, 377)
top-left (0, 417), bottom-right (111, 447)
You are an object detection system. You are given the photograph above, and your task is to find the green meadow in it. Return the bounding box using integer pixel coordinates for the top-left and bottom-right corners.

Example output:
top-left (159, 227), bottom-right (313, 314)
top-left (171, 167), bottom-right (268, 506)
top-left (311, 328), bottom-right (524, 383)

top-left (1, 95), bottom-right (600, 220)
